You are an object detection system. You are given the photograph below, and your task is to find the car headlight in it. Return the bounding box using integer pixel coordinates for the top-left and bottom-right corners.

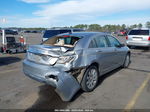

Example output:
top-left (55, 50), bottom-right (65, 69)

top-left (57, 55), bottom-right (75, 64)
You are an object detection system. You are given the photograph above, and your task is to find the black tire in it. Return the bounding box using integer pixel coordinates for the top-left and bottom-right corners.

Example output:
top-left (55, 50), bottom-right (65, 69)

top-left (127, 45), bottom-right (132, 49)
top-left (0, 47), bottom-right (3, 53)
top-left (8, 51), bottom-right (12, 54)
top-left (81, 65), bottom-right (99, 92)
top-left (123, 54), bottom-right (130, 68)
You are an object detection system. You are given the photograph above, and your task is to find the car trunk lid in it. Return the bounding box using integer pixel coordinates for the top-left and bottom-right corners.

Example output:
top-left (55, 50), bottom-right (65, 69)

top-left (128, 35), bottom-right (149, 41)
top-left (28, 45), bottom-right (70, 57)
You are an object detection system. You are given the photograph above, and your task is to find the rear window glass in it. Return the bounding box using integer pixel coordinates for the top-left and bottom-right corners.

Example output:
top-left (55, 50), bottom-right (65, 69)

top-left (129, 30), bottom-right (149, 35)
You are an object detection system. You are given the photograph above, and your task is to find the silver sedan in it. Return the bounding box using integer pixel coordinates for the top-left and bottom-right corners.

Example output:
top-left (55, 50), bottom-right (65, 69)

top-left (23, 32), bottom-right (131, 101)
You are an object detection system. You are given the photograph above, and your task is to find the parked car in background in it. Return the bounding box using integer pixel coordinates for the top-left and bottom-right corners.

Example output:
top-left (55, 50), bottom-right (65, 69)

top-left (23, 32), bottom-right (130, 101)
top-left (0, 36), bottom-right (26, 53)
top-left (5, 29), bottom-right (18, 35)
top-left (126, 28), bottom-right (150, 48)
top-left (42, 28), bottom-right (85, 41)
top-left (0, 29), bottom-right (18, 35)
top-left (117, 30), bottom-right (127, 36)
top-left (31, 30), bottom-right (38, 33)
top-left (24, 30), bottom-right (31, 33)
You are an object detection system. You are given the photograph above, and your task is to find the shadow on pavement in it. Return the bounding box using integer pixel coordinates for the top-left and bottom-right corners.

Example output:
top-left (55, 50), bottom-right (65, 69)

top-left (97, 67), bottom-right (122, 86)
top-left (131, 46), bottom-right (150, 51)
top-left (0, 57), bottom-right (21, 66)
top-left (26, 85), bottom-right (70, 111)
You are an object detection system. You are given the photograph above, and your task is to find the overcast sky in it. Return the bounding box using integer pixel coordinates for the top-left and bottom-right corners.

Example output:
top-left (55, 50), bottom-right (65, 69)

top-left (0, 0), bottom-right (150, 27)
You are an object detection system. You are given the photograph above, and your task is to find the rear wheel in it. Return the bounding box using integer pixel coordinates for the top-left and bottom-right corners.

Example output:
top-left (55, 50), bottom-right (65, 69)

top-left (81, 65), bottom-right (99, 92)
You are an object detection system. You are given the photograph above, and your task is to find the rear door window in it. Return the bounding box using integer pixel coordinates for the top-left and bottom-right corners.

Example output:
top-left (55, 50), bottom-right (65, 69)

top-left (95, 36), bottom-right (109, 48)
top-left (89, 36), bottom-right (108, 48)
top-left (89, 39), bottom-right (97, 48)
top-left (129, 30), bottom-right (149, 35)
top-left (107, 36), bottom-right (121, 47)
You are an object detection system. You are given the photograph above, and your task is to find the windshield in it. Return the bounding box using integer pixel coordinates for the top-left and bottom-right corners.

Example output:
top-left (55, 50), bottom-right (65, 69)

top-left (129, 30), bottom-right (149, 35)
top-left (43, 36), bottom-right (81, 48)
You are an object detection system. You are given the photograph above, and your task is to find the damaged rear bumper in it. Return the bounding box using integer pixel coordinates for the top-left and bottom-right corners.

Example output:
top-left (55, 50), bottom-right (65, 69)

top-left (23, 59), bottom-right (80, 101)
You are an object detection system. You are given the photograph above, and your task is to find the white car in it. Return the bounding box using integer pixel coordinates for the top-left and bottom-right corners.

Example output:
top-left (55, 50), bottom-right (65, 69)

top-left (126, 28), bottom-right (150, 48)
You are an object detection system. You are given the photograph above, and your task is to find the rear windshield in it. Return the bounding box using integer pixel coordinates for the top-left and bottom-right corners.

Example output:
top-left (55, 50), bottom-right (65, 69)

top-left (129, 30), bottom-right (149, 35)
top-left (43, 30), bottom-right (71, 38)
top-left (43, 36), bottom-right (81, 48)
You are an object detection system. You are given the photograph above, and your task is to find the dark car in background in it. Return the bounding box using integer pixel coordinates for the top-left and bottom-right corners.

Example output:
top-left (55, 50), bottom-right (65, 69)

top-left (117, 30), bottom-right (127, 36)
top-left (24, 30), bottom-right (31, 33)
top-left (0, 29), bottom-right (18, 35)
top-left (5, 29), bottom-right (18, 35)
top-left (42, 28), bottom-right (85, 41)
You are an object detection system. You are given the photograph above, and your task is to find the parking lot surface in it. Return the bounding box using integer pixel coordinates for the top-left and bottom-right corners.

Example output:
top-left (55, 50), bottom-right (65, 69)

top-left (0, 34), bottom-right (150, 111)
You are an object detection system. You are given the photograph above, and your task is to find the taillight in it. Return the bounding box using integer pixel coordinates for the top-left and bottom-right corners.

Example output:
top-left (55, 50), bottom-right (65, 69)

top-left (148, 36), bottom-right (150, 41)
top-left (63, 35), bottom-right (70, 37)
top-left (3, 47), bottom-right (6, 51)
top-left (126, 36), bottom-right (128, 40)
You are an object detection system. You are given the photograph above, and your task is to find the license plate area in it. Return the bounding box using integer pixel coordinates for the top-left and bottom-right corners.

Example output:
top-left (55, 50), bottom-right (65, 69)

top-left (132, 37), bottom-right (143, 41)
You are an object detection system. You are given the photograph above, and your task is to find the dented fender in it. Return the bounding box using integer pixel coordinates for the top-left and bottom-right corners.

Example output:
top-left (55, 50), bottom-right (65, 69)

top-left (23, 59), bottom-right (80, 101)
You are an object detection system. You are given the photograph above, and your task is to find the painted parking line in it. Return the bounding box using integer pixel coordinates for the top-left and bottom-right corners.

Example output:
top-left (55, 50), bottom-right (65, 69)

top-left (0, 68), bottom-right (20, 74)
top-left (124, 73), bottom-right (150, 111)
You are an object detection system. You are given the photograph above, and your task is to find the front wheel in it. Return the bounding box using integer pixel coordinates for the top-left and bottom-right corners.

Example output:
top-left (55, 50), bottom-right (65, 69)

top-left (123, 54), bottom-right (130, 68)
top-left (81, 65), bottom-right (99, 92)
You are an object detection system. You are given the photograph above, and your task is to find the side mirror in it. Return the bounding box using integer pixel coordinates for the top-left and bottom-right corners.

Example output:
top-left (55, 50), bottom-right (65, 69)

top-left (120, 43), bottom-right (125, 47)
top-left (115, 44), bottom-right (125, 48)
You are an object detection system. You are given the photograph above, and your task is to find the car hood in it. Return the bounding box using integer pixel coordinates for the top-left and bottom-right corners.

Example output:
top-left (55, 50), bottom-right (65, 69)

top-left (28, 45), bottom-right (71, 57)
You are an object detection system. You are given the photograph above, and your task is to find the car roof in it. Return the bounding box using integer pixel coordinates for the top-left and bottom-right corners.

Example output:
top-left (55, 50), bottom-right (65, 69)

top-left (132, 28), bottom-right (150, 30)
top-left (57, 32), bottom-right (108, 38)
top-left (46, 28), bottom-right (84, 30)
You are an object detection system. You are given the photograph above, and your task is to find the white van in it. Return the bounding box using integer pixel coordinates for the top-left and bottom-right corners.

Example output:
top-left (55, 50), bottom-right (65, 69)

top-left (126, 28), bottom-right (150, 48)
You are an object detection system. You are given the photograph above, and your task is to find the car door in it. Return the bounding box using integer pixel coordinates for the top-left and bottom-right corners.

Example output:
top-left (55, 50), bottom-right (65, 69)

top-left (106, 35), bottom-right (125, 66)
top-left (93, 35), bottom-right (116, 74)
